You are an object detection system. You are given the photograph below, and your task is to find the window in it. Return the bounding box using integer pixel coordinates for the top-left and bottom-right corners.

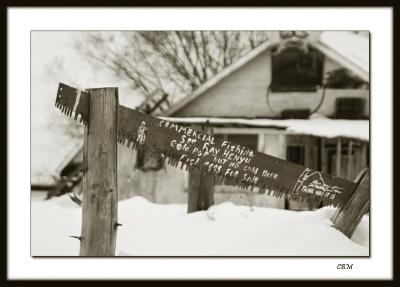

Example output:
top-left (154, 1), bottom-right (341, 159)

top-left (226, 134), bottom-right (258, 151)
top-left (287, 145), bottom-right (305, 166)
top-left (335, 97), bottom-right (365, 119)
top-left (271, 48), bottom-right (324, 92)
top-left (324, 140), bottom-right (368, 180)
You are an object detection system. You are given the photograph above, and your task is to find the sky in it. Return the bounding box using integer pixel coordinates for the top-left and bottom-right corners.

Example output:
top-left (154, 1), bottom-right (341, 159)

top-left (31, 31), bottom-right (142, 181)
top-left (31, 31), bottom-right (142, 129)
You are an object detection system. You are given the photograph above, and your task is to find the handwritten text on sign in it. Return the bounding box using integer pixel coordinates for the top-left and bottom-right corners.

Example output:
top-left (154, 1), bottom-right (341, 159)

top-left (117, 106), bottom-right (355, 207)
top-left (54, 82), bottom-right (356, 207)
top-left (161, 120), bottom-right (278, 186)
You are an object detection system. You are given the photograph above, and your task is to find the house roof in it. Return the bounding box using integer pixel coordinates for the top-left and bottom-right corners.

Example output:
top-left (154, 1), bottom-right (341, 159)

top-left (160, 116), bottom-right (369, 142)
top-left (162, 39), bottom-right (280, 116)
top-left (162, 31), bottom-right (369, 117)
top-left (31, 128), bottom-right (83, 186)
top-left (313, 31), bottom-right (369, 81)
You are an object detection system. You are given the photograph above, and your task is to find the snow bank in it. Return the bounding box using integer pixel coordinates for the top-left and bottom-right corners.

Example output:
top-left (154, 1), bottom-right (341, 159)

top-left (31, 195), bottom-right (369, 256)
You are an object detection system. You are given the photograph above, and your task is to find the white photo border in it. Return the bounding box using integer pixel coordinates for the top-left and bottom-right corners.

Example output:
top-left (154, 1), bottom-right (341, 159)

top-left (8, 7), bottom-right (393, 280)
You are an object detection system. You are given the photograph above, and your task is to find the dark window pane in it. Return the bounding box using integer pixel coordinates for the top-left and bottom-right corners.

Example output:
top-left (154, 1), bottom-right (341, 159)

top-left (227, 134), bottom-right (258, 151)
top-left (335, 98), bottom-right (365, 119)
top-left (271, 48), bottom-right (323, 92)
top-left (287, 145), bottom-right (305, 165)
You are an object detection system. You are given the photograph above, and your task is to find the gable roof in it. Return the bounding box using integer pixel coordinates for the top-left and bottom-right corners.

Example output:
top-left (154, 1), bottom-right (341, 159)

top-left (162, 39), bottom-right (280, 116)
top-left (31, 129), bottom-right (83, 186)
top-left (313, 31), bottom-right (369, 82)
top-left (162, 31), bottom-right (369, 117)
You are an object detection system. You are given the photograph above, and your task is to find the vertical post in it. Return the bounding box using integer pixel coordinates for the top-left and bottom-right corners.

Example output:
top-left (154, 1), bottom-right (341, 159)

top-left (331, 169), bottom-right (369, 238)
top-left (187, 125), bottom-right (215, 213)
top-left (355, 141), bottom-right (362, 173)
top-left (320, 138), bottom-right (327, 173)
top-left (347, 140), bottom-right (353, 180)
top-left (361, 141), bottom-right (368, 168)
top-left (80, 87), bottom-right (118, 256)
top-left (336, 138), bottom-right (342, 177)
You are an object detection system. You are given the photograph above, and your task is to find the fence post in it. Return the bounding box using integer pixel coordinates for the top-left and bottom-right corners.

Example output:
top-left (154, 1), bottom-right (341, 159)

top-left (187, 125), bottom-right (215, 213)
top-left (80, 87), bottom-right (119, 256)
top-left (331, 168), bottom-right (369, 238)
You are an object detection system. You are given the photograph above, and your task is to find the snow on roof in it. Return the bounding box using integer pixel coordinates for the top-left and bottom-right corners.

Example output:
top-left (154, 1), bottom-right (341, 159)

top-left (160, 116), bottom-right (369, 142)
top-left (163, 31), bottom-right (369, 116)
top-left (312, 31), bottom-right (369, 81)
top-left (31, 128), bottom-right (82, 186)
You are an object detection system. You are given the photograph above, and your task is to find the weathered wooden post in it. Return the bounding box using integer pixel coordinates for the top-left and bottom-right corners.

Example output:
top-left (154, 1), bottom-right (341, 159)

top-left (80, 87), bottom-right (119, 256)
top-left (187, 124), bottom-right (215, 213)
top-left (331, 168), bottom-right (369, 238)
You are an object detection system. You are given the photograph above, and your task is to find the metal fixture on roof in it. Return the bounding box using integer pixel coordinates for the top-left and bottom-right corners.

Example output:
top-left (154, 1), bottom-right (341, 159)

top-left (273, 31), bottom-right (320, 54)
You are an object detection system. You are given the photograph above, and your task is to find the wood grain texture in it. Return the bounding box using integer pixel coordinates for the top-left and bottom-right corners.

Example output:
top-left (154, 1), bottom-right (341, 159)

top-left (173, 49), bottom-right (369, 118)
top-left (347, 140), bottom-right (353, 180)
top-left (336, 138), bottom-right (342, 177)
top-left (80, 88), bottom-right (118, 256)
top-left (187, 125), bottom-right (215, 213)
top-left (331, 168), bottom-right (369, 238)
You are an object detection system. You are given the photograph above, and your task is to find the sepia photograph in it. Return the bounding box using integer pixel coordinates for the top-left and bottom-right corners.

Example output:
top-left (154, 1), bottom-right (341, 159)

top-left (30, 30), bottom-right (370, 257)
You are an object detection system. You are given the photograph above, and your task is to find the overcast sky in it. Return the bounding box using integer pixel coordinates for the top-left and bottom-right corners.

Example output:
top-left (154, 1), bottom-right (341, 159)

top-left (31, 31), bottom-right (141, 129)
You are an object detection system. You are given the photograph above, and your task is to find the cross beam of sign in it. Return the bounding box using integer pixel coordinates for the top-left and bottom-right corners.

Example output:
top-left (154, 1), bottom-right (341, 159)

top-left (55, 82), bottom-right (357, 207)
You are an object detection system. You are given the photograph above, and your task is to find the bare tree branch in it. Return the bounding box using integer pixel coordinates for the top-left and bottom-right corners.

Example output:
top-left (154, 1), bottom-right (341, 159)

top-left (76, 31), bottom-right (270, 106)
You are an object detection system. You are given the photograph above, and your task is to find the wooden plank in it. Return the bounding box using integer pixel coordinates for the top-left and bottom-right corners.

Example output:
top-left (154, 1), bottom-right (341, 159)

top-left (80, 87), bottom-right (119, 256)
top-left (313, 140), bottom-right (318, 172)
top-left (257, 132), bottom-right (265, 154)
top-left (347, 140), bottom-right (353, 180)
top-left (330, 167), bottom-right (367, 222)
top-left (331, 168), bottom-right (369, 238)
top-left (187, 125), bottom-right (215, 213)
top-left (361, 142), bottom-right (368, 168)
top-left (320, 138), bottom-right (327, 173)
top-left (336, 138), bottom-right (342, 177)
top-left (355, 142), bottom-right (362, 173)
top-left (304, 138), bottom-right (311, 168)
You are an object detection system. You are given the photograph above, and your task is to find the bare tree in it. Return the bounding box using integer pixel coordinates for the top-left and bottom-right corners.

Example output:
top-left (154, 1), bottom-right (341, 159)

top-left (76, 31), bottom-right (269, 104)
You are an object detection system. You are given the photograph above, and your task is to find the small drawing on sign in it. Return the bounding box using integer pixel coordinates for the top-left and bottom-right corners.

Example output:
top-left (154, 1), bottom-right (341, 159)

top-left (292, 168), bottom-right (343, 199)
top-left (137, 121), bottom-right (148, 145)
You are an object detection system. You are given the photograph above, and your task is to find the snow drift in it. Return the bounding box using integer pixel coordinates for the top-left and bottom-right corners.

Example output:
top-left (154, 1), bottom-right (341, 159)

top-left (31, 194), bottom-right (369, 256)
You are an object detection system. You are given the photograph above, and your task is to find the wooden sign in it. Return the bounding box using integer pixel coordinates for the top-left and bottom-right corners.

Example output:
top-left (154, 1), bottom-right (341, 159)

top-left (56, 83), bottom-right (357, 207)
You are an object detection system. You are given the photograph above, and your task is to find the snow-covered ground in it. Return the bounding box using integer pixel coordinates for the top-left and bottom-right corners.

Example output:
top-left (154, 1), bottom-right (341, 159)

top-left (31, 194), bottom-right (369, 256)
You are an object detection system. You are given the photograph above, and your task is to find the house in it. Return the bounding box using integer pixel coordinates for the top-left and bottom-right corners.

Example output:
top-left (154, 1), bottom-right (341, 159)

top-left (33, 31), bottom-right (369, 211)
top-left (31, 126), bottom-right (83, 200)
top-left (118, 31), bottom-right (369, 210)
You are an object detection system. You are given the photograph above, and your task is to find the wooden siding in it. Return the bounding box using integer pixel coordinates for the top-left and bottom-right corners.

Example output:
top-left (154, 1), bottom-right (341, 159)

top-left (173, 50), bottom-right (369, 118)
top-left (175, 50), bottom-right (272, 117)
top-left (117, 144), bottom-right (187, 203)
